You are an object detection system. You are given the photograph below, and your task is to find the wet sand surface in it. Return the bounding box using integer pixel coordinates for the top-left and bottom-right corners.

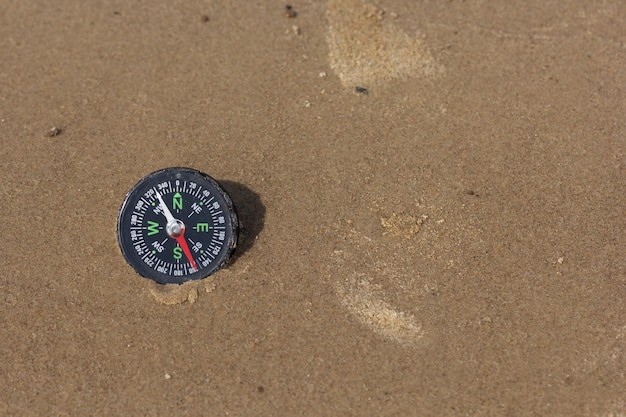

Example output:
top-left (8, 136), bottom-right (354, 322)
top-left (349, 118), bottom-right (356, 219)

top-left (1, 1), bottom-right (624, 415)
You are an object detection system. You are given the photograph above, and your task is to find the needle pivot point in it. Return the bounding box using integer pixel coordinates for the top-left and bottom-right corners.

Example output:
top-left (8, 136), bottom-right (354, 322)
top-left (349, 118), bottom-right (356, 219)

top-left (166, 220), bottom-right (184, 237)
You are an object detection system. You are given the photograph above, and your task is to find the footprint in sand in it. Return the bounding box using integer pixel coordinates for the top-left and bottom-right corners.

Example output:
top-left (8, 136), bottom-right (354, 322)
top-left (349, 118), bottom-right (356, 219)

top-left (326, 0), bottom-right (443, 87)
top-left (330, 211), bottom-right (626, 416)
top-left (329, 207), bottom-right (435, 348)
top-left (334, 271), bottom-right (424, 347)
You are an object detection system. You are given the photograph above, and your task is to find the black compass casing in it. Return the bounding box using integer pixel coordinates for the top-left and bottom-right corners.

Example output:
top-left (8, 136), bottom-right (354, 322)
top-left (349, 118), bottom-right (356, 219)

top-left (117, 167), bottom-right (238, 284)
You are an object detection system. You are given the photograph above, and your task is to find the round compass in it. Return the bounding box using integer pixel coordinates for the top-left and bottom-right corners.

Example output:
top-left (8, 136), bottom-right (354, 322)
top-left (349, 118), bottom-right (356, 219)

top-left (117, 167), bottom-right (238, 284)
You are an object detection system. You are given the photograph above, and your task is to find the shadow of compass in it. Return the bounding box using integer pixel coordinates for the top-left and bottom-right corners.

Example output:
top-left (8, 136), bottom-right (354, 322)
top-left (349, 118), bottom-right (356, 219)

top-left (219, 181), bottom-right (265, 262)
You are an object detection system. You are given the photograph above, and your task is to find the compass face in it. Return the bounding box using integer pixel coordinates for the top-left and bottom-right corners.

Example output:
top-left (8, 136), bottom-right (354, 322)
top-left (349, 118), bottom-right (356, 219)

top-left (117, 167), bottom-right (238, 284)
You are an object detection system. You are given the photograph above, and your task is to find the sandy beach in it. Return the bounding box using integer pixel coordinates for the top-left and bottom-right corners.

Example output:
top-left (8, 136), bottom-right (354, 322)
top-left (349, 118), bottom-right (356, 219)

top-left (1, 0), bottom-right (624, 415)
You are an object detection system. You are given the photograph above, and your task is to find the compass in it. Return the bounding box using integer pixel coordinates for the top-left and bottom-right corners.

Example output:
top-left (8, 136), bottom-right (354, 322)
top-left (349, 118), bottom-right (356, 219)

top-left (117, 167), bottom-right (238, 284)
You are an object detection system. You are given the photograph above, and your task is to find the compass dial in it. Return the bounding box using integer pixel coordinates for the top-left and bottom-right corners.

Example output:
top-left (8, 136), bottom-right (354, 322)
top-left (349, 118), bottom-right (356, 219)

top-left (117, 167), bottom-right (238, 284)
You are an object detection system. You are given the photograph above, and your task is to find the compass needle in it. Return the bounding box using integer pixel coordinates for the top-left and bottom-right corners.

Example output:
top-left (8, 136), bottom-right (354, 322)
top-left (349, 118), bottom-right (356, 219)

top-left (155, 191), bottom-right (176, 224)
top-left (117, 168), bottom-right (238, 285)
top-left (174, 234), bottom-right (198, 271)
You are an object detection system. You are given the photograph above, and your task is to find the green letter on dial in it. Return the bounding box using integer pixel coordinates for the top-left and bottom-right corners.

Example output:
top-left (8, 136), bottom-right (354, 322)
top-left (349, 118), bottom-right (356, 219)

top-left (173, 193), bottom-right (183, 211)
top-left (147, 221), bottom-right (160, 236)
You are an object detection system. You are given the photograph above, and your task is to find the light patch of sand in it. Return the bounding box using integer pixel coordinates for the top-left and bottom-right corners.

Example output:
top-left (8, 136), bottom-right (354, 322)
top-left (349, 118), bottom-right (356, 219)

top-left (330, 214), bottom-right (431, 347)
top-left (380, 212), bottom-right (428, 239)
top-left (149, 281), bottom-right (213, 305)
top-left (326, 0), bottom-right (443, 87)
top-left (147, 261), bottom-right (248, 305)
top-left (335, 273), bottom-right (423, 346)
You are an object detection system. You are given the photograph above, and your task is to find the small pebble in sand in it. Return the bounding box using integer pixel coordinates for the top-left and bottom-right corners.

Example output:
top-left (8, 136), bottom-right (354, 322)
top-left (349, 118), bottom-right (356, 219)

top-left (4, 294), bottom-right (17, 306)
top-left (380, 212), bottom-right (426, 239)
top-left (200, 14), bottom-right (209, 22)
top-left (187, 288), bottom-right (198, 304)
top-left (46, 127), bottom-right (62, 137)
top-left (285, 5), bottom-right (297, 18)
top-left (150, 284), bottom-right (199, 305)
